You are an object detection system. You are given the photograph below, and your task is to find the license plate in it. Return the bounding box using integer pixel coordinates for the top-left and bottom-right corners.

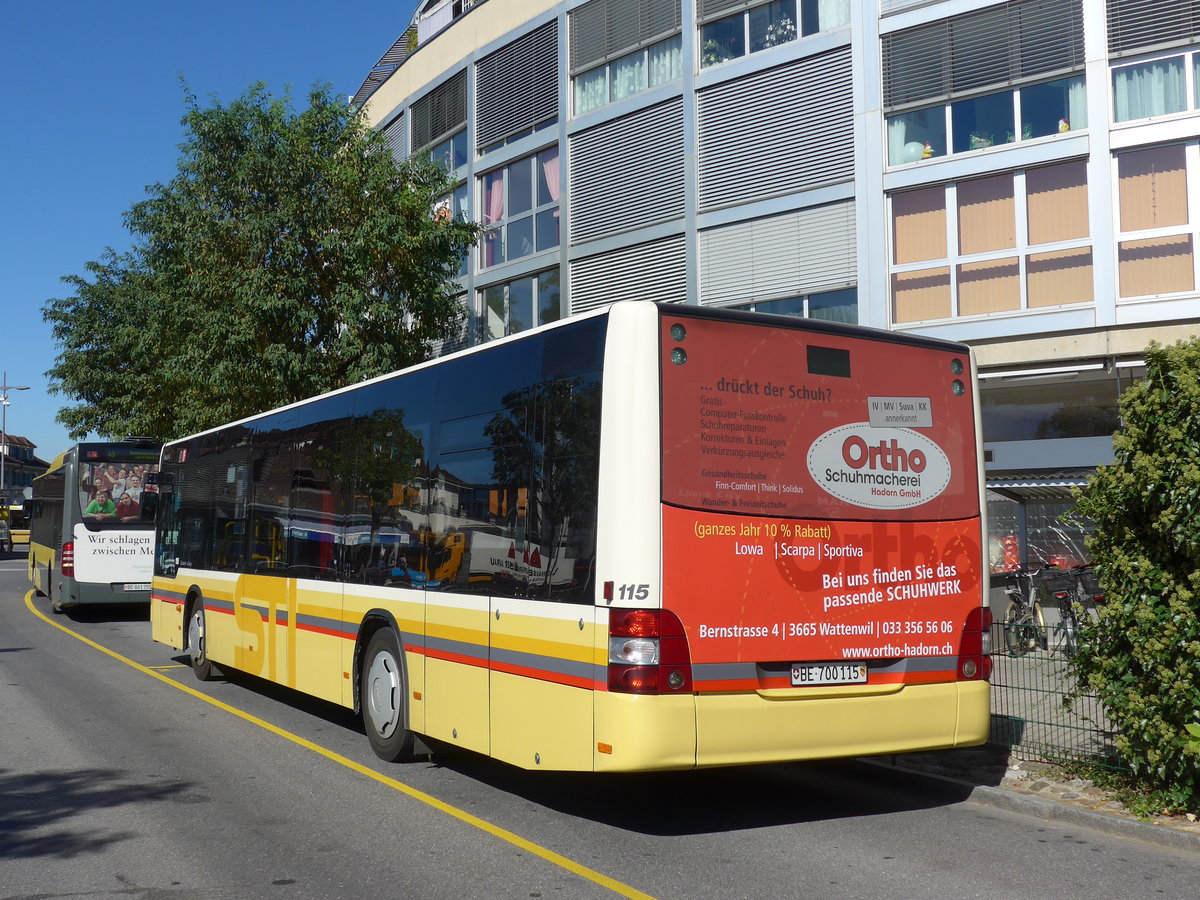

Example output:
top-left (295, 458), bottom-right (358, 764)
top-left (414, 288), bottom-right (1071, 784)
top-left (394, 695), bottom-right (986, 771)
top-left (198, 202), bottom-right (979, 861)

top-left (790, 662), bottom-right (867, 686)
top-left (124, 583), bottom-right (151, 592)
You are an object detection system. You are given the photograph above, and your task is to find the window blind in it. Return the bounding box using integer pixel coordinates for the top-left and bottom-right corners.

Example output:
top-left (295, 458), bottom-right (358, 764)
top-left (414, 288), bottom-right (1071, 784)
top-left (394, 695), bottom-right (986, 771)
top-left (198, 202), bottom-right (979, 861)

top-left (380, 112), bottom-right (406, 161)
top-left (882, 0), bottom-right (1084, 109)
top-left (699, 201), bottom-right (857, 305)
top-left (477, 22), bottom-right (559, 150)
top-left (698, 48), bottom-right (854, 210)
top-left (569, 99), bottom-right (686, 244)
top-left (1108, 0), bottom-right (1200, 57)
top-left (411, 70), bottom-right (468, 152)
top-left (569, 235), bottom-right (687, 312)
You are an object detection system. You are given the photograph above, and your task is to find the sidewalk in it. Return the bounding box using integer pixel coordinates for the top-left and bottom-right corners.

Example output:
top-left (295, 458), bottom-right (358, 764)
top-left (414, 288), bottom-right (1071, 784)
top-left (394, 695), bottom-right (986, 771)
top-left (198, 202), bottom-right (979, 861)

top-left (867, 745), bottom-right (1200, 854)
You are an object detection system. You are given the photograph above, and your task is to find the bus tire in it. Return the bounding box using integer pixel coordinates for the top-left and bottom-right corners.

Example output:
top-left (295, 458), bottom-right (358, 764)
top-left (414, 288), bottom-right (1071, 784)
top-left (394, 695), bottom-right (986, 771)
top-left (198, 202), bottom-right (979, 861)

top-left (187, 599), bottom-right (215, 681)
top-left (361, 628), bottom-right (415, 763)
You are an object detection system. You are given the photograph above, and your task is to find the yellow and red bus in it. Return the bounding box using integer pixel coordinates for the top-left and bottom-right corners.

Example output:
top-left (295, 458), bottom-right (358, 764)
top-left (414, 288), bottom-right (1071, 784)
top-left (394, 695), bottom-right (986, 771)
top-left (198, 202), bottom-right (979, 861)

top-left (150, 301), bottom-right (989, 771)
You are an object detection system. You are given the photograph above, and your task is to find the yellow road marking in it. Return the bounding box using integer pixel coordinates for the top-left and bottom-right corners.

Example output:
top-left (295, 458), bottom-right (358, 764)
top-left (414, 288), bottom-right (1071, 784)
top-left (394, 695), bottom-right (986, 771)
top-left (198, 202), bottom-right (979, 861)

top-left (25, 592), bottom-right (655, 900)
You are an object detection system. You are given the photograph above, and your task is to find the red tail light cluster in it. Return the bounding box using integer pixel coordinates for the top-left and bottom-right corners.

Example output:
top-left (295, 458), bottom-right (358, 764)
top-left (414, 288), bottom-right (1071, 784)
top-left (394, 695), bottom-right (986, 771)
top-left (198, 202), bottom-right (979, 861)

top-left (957, 606), bottom-right (992, 681)
top-left (60, 541), bottom-right (75, 578)
top-left (608, 608), bottom-right (694, 694)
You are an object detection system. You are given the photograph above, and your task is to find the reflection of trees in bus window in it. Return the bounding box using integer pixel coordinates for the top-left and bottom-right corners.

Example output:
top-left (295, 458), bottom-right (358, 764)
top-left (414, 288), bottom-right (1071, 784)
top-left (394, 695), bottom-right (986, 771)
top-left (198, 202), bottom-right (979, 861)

top-left (338, 404), bottom-right (431, 588)
top-left (249, 422), bottom-right (293, 573)
top-left (486, 375), bottom-right (600, 602)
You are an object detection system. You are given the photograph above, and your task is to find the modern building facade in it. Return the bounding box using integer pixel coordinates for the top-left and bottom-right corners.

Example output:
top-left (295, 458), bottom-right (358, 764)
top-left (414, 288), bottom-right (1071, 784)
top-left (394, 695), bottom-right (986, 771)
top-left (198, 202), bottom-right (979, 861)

top-left (353, 0), bottom-right (1200, 568)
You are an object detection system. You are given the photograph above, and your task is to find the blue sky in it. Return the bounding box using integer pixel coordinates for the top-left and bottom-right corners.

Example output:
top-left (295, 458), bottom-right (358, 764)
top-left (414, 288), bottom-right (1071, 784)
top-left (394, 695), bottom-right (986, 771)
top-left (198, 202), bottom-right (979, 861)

top-left (1, 1), bottom-right (417, 461)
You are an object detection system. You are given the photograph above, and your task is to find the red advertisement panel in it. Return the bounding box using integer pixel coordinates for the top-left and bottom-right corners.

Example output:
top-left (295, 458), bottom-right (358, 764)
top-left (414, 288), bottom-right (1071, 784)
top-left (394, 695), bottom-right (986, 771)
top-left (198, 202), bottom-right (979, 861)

top-left (663, 506), bottom-right (983, 666)
top-left (660, 312), bottom-right (983, 672)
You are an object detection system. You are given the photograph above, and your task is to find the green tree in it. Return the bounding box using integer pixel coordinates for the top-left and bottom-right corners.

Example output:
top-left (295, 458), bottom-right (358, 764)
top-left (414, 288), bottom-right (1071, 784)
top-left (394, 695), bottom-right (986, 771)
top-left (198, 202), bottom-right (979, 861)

top-left (44, 82), bottom-right (480, 442)
top-left (1070, 339), bottom-right (1200, 811)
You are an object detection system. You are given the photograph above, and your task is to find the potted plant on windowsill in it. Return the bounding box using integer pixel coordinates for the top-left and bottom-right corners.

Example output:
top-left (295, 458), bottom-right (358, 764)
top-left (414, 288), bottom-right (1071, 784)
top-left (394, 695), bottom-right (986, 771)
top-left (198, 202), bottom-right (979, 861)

top-left (969, 130), bottom-right (993, 149)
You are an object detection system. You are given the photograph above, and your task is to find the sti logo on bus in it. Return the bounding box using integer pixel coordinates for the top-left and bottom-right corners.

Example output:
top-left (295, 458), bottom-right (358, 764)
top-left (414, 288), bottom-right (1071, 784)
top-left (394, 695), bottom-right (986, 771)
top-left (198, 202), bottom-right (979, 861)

top-left (807, 423), bottom-right (951, 510)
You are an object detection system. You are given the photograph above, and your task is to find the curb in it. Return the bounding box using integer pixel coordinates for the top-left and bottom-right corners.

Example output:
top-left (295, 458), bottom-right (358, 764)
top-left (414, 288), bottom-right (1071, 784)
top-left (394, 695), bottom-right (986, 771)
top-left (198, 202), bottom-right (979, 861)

top-left (867, 760), bottom-right (1200, 855)
top-left (964, 783), bottom-right (1200, 854)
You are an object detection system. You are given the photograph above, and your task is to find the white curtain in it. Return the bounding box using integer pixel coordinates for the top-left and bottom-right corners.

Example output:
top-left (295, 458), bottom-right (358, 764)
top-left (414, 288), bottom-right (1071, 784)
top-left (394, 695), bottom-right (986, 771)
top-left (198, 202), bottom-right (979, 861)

top-left (817, 0), bottom-right (850, 30)
top-left (573, 68), bottom-right (607, 115)
top-left (1113, 57), bottom-right (1186, 122)
top-left (649, 36), bottom-right (682, 87)
top-left (611, 52), bottom-right (644, 102)
top-left (887, 114), bottom-right (929, 165)
top-left (1067, 76), bottom-right (1088, 130)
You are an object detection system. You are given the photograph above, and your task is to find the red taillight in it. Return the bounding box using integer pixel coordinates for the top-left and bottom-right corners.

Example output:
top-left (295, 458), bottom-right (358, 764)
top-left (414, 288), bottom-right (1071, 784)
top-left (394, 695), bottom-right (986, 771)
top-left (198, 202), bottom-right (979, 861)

top-left (957, 606), bottom-right (992, 681)
top-left (60, 541), bottom-right (75, 578)
top-left (608, 608), bottom-right (693, 694)
top-left (610, 608), bottom-right (661, 638)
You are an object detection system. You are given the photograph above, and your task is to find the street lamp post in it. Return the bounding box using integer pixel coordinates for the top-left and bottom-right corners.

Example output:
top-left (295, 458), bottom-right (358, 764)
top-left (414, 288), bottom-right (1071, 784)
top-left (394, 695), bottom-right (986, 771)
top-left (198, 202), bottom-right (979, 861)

top-left (0, 372), bottom-right (31, 505)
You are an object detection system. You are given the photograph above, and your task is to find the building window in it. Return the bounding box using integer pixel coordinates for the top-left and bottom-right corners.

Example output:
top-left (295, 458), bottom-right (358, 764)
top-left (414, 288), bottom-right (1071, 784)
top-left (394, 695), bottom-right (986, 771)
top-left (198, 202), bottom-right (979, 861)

top-left (481, 147), bottom-right (560, 268)
top-left (573, 36), bottom-right (683, 115)
top-left (435, 182), bottom-right (471, 277)
top-left (1111, 50), bottom-right (1200, 123)
top-left (480, 269), bottom-right (561, 340)
top-left (887, 76), bottom-right (1086, 165)
top-left (1116, 143), bottom-right (1196, 298)
top-left (570, 0), bottom-right (682, 116)
top-left (427, 129), bottom-right (468, 171)
top-left (890, 160), bottom-right (1093, 323)
top-left (699, 0), bottom-right (847, 68)
top-left (729, 288), bottom-right (857, 324)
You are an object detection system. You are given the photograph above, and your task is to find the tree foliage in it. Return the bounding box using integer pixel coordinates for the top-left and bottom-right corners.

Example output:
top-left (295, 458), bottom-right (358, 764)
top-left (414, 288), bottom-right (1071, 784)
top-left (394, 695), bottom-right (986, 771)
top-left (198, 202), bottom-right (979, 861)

top-left (44, 83), bottom-right (480, 442)
top-left (1070, 338), bottom-right (1200, 812)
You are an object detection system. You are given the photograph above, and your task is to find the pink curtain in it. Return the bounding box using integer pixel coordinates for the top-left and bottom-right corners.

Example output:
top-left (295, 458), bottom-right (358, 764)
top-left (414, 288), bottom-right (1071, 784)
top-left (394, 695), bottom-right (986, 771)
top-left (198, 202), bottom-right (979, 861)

top-left (540, 148), bottom-right (560, 203)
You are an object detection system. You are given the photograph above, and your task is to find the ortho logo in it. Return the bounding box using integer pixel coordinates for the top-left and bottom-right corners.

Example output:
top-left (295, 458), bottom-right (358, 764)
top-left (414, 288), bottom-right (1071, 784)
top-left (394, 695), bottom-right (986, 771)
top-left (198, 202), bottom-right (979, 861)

top-left (808, 424), bottom-right (951, 510)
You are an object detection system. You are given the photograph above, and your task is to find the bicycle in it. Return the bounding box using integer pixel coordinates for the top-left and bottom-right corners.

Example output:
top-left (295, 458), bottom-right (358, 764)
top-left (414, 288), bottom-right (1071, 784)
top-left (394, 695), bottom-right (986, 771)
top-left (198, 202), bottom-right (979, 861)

top-left (1030, 567), bottom-right (1079, 656)
top-left (998, 568), bottom-right (1046, 656)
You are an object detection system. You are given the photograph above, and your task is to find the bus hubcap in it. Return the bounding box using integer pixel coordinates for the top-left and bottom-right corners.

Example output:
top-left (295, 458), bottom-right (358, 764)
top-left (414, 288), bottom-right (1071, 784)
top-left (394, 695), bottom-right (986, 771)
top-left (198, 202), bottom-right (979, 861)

top-left (366, 652), bottom-right (400, 737)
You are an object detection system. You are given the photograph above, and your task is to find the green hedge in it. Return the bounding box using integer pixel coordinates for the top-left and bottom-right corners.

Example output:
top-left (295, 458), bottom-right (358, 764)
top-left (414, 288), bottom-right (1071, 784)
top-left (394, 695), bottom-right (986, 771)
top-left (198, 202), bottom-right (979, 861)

top-left (1070, 339), bottom-right (1200, 811)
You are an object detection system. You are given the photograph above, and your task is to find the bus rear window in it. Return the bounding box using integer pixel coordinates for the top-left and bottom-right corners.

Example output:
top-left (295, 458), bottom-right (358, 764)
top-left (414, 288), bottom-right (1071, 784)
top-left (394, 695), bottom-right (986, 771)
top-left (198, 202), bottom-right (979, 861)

top-left (78, 459), bottom-right (160, 526)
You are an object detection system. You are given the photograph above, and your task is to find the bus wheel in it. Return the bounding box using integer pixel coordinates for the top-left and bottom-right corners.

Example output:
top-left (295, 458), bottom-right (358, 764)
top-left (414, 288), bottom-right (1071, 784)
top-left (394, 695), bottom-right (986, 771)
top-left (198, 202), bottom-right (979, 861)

top-left (361, 628), bottom-right (415, 762)
top-left (187, 601), bottom-right (214, 681)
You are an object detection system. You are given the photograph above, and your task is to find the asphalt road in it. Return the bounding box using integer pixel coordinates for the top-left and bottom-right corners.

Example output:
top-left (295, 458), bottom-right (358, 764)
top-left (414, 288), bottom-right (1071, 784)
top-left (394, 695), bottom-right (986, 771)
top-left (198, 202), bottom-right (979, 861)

top-left (1, 557), bottom-right (1196, 899)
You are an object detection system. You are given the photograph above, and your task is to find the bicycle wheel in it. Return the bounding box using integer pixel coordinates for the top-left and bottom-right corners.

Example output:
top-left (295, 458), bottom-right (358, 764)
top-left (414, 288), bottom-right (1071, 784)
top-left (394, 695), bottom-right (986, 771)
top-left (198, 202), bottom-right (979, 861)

top-left (1059, 598), bottom-right (1080, 657)
top-left (1003, 601), bottom-right (1030, 656)
top-left (1031, 601), bottom-right (1047, 652)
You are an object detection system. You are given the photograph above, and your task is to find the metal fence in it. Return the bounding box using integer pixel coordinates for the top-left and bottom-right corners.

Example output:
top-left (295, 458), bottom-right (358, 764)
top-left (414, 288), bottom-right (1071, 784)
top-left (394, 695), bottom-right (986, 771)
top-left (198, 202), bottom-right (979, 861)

top-left (987, 618), bottom-right (1126, 770)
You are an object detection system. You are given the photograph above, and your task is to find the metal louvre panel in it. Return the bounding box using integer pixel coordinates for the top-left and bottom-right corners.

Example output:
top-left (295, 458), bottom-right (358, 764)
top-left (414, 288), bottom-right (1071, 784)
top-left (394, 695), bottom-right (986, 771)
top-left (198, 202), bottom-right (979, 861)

top-left (699, 201), bottom-right (856, 305)
top-left (1017, 0), bottom-right (1085, 77)
top-left (381, 113), bottom-right (406, 161)
top-left (607, 0), bottom-right (642, 55)
top-left (477, 22), bottom-right (559, 151)
top-left (412, 70), bottom-right (468, 151)
top-left (1108, 0), bottom-right (1200, 56)
top-left (570, 99), bottom-right (686, 244)
top-left (881, 0), bottom-right (934, 14)
top-left (570, 0), bottom-right (608, 69)
top-left (883, 21), bottom-right (951, 106)
top-left (643, 0), bottom-right (683, 39)
top-left (699, 0), bottom-right (749, 21)
top-left (569, 235), bottom-right (687, 313)
top-left (698, 49), bottom-right (853, 211)
top-left (950, 6), bottom-right (1012, 95)
top-left (882, 0), bottom-right (1083, 109)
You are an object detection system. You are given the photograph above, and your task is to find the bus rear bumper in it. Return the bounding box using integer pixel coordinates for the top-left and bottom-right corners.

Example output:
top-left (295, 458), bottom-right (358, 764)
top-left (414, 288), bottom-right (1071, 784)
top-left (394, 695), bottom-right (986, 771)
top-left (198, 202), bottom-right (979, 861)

top-left (695, 680), bottom-right (990, 767)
